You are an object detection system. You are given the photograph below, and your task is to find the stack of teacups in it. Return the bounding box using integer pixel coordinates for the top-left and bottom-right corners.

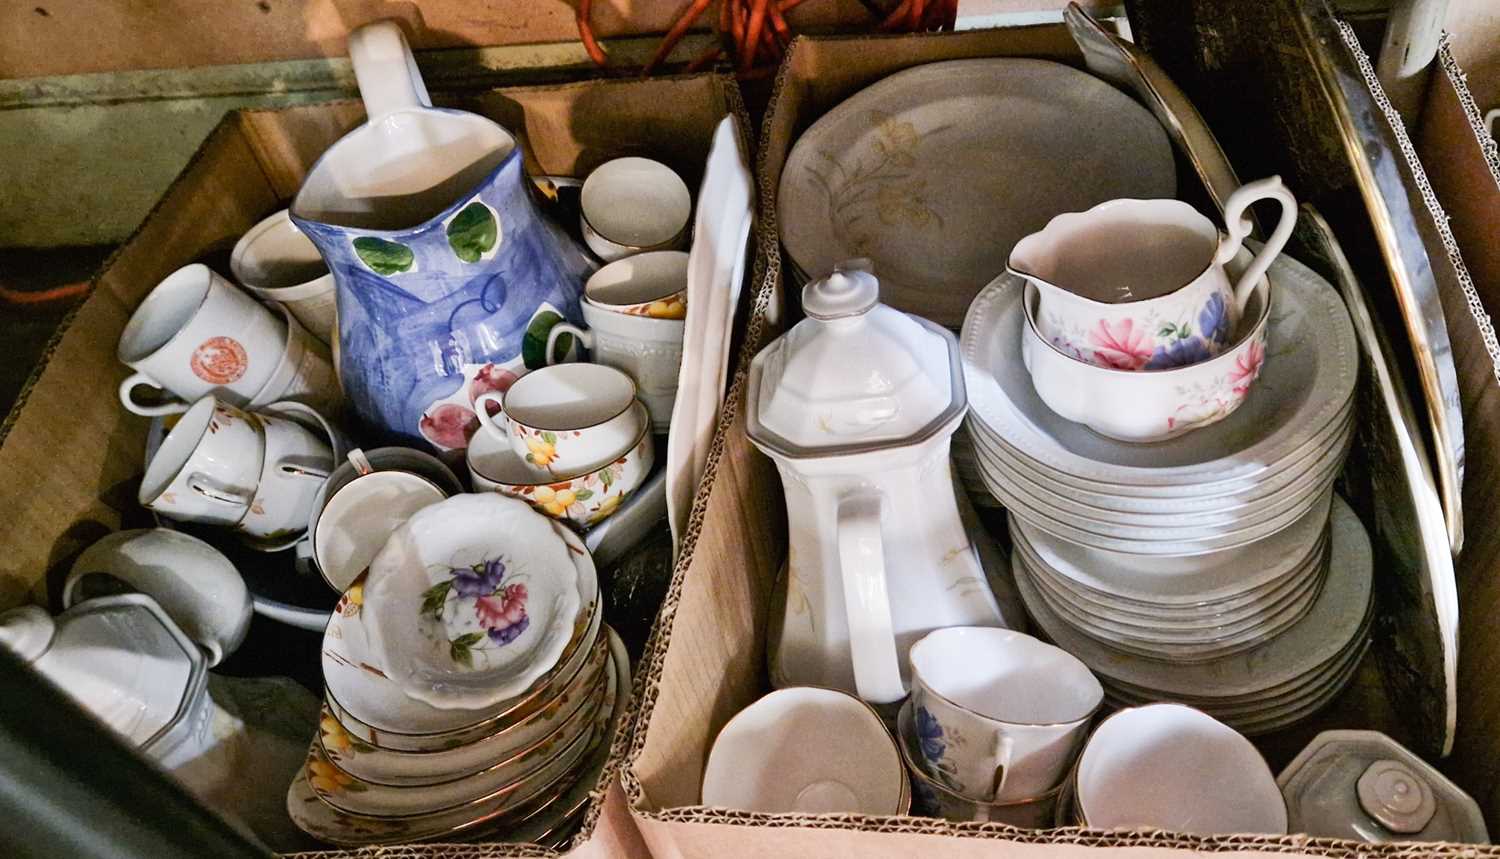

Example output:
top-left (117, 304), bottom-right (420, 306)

top-left (894, 628), bottom-right (1103, 827)
top-left (139, 396), bottom-right (337, 550)
top-left (289, 494), bottom-right (629, 847)
top-left (118, 263), bottom-right (340, 419)
top-left (466, 363), bottom-right (655, 527)
top-left (960, 189), bottom-right (1371, 733)
top-left (1053, 703), bottom-right (1287, 835)
top-left (543, 250), bottom-right (689, 432)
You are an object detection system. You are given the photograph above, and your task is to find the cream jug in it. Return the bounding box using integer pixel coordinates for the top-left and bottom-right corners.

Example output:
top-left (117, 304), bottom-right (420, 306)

top-left (748, 264), bottom-right (1007, 704)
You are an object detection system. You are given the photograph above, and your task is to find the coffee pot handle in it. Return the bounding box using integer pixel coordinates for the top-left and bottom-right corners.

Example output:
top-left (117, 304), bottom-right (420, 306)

top-left (1216, 175), bottom-right (1297, 314)
top-left (347, 20), bottom-right (432, 123)
top-left (836, 493), bottom-right (905, 704)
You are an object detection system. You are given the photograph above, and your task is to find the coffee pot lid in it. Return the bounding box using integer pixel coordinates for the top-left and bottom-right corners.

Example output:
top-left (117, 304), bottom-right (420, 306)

top-left (747, 262), bottom-right (965, 458)
top-left (1277, 730), bottom-right (1488, 843)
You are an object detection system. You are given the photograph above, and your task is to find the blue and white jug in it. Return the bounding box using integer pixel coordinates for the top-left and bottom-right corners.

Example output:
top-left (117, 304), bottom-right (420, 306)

top-left (291, 20), bottom-right (592, 452)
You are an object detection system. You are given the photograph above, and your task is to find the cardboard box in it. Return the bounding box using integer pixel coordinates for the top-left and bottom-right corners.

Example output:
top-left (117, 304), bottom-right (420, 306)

top-left (621, 23), bottom-right (1500, 858)
top-left (0, 71), bottom-right (751, 858)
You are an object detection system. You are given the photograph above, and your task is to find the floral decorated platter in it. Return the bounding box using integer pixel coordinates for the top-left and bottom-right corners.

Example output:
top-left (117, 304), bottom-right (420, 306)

top-left (287, 628), bottom-right (628, 846)
top-left (321, 518), bottom-right (600, 747)
top-left (363, 494), bottom-right (579, 710)
top-left (961, 247), bottom-right (1358, 487)
top-left (309, 641), bottom-right (611, 818)
top-left (318, 631), bottom-right (610, 787)
top-left (778, 58), bottom-right (1175, 328)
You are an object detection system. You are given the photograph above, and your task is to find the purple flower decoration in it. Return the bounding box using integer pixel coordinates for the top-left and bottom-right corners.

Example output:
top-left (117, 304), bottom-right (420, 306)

top-left (1145, 336), bottom-right (1213, 369)
top-left (915, 705), bottom-right (946, 763)
top-left (488, 616), bottom-right (530, 645)
top-left (452, 558), bottom-right (506, 598)
top-left (1198, 293), bottom-right (1232, 345)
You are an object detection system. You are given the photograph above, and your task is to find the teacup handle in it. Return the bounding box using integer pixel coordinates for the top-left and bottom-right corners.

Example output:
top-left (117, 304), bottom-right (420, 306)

top-left (187, 474), bottom-right (253, 506)
top-left (987, 734), bottom-right (1016, 803)
top-left (836, 492), bottom-right (904, 704)
top-left (473, 392), bottom-right (510, 443)
top-left (545, 323), bottom-right (593, 365)
top-left (347, 20), bottom-right (431, 123)
top-left (1215, 175), bottom-right (1297, 315)
top-left (276, 459), bottom-right (332, 481)
top-left (119, 372), bottom-right (190, 417)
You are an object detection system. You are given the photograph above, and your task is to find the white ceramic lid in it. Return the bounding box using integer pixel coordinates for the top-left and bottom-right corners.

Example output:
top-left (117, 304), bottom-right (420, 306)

top-left (1277, 729), bottom-right (1488, 843)
top-left (748, 264), bottom-right (965, 457)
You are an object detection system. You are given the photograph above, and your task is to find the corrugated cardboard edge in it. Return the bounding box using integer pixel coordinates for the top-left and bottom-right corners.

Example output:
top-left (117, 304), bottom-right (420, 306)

top-left (617, 28), bottom-right (1500, 857)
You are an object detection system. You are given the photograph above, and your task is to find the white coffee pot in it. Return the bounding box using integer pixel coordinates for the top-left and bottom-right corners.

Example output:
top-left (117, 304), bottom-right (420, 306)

top-left (748, 263), bottom-right (1007, 704)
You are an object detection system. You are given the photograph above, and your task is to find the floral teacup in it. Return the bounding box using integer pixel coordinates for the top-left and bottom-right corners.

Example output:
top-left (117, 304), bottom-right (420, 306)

top-left (1008, 176), bottom-right (1295, 370)
top-left (908, 628), bottom-right (1102, 803)
top-left (475, 363), bottom-right (644, 479)
top-left (468, 402), bottom-right (655, 528)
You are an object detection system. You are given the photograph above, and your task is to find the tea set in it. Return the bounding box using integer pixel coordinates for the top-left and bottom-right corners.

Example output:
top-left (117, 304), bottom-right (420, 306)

top-left (0, 16), bottom-right (765, 850)
top-left (691, 49), bottom-right (1470, 844)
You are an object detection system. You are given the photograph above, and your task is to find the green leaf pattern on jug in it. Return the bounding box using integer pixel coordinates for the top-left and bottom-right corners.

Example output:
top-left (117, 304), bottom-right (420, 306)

top-left (446, 202), bottom-right (500, 263)
top-left (521, 309), bottom-right (566, 370)
top-left (352, 236), bottom-right (415, 275)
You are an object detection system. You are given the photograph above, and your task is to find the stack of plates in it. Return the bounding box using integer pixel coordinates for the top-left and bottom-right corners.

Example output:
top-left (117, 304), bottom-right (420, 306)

top-left (960, 252), bottom-right (1357, 556)
top-left (286, 519), bottom-right (627, 848)
top-left (960, 251), bottom-right (1372, 733)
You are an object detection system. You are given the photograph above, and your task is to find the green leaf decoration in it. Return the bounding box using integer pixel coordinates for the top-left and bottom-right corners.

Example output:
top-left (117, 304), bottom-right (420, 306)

top-left (1158, 323), bottom-right (1177, 339)
top-left (521, 310), bottom-right (564, 370)
top-left (449, 632), bottom-right (484, 667)
top-left (574, 489), bottom-right (594, 501)
top-left (599, 468), bottom-right (615, 489)
top-left (420, 580), bottom-right (453, 620)
top-left (446, 202), bottom-right (498, 263)
top-left (352, 236), bottom-right (414, 275)
top-left (542, 431), bottom-right (558, 445)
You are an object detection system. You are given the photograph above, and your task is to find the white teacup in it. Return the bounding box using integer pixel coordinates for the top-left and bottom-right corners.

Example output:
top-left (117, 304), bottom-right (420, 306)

top-left (474, 363), bottom-right (643, 478)
top-left (246, 304), bottom-right (341, 417)
top-left (585, 250), bottom-right (689, 319)
top-left (62, 529), bottom-right (252, 667)
top-left (1075, 703), bottom-right (1287, 834)
top-left (309, 449), bottom-right (459, 592)
top-left (909, 628), bottom-right (1103, 802)
top-left (235, 410), bottom-right (334, 547)
top-left (118, 264), bottom-right (288, 416)
top-left (139, 397), bottom-right (264, 525)
top-left (231, 209), bottom-right (337, 346)
top-left (1008, 176), bottom-right (1295, 371)
top-left (546, 308), bottom-right (684, 433)
top-left (580, 157), bottom-right (691, 262)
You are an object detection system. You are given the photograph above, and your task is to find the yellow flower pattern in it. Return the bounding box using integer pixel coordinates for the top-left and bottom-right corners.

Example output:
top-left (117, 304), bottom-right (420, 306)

top-left (586, 494), bottom-right (622, 524)
top-left (308, 758), bottom-right (354, 795)
top-left (808, 108), bottom-right (942, 253)
top-left (533, 485), bottom-right (577, 516)
top-left (525, 434), bottom-right (558, 468)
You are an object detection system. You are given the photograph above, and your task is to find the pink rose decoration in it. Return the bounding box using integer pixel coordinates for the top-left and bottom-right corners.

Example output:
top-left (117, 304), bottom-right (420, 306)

top-left (1087, 318), bottom-right (1152, 371)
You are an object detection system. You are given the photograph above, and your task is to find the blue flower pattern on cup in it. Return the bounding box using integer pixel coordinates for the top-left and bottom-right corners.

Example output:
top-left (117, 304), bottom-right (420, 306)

top-left (914, 701), bottom-right (967, 792)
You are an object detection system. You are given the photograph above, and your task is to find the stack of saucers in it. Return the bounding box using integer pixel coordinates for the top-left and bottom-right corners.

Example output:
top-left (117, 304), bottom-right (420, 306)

top-left (287, 495), bottom-right (627, 848)
top-left (960, 251), bottom-right (1371, 734)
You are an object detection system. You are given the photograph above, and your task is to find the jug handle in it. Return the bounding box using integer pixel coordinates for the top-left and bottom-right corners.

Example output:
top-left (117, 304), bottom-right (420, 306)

top-left (836, 493), bottom-right (905, 704)
top-left (348, 20), bottom-right (432, 123)
top-left (1215, 175), bottom-right (1297, 315)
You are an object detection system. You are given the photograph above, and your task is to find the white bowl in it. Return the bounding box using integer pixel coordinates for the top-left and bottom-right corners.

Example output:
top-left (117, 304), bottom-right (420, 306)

top-left (1021, 277), bottom-right (1270, 443)
top-left (1075, 703), bottom-right (1287, 834)
top-left (702, 687), bottom-right (908, 815)
top-left (363, 494), bottom-right (580, 710)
